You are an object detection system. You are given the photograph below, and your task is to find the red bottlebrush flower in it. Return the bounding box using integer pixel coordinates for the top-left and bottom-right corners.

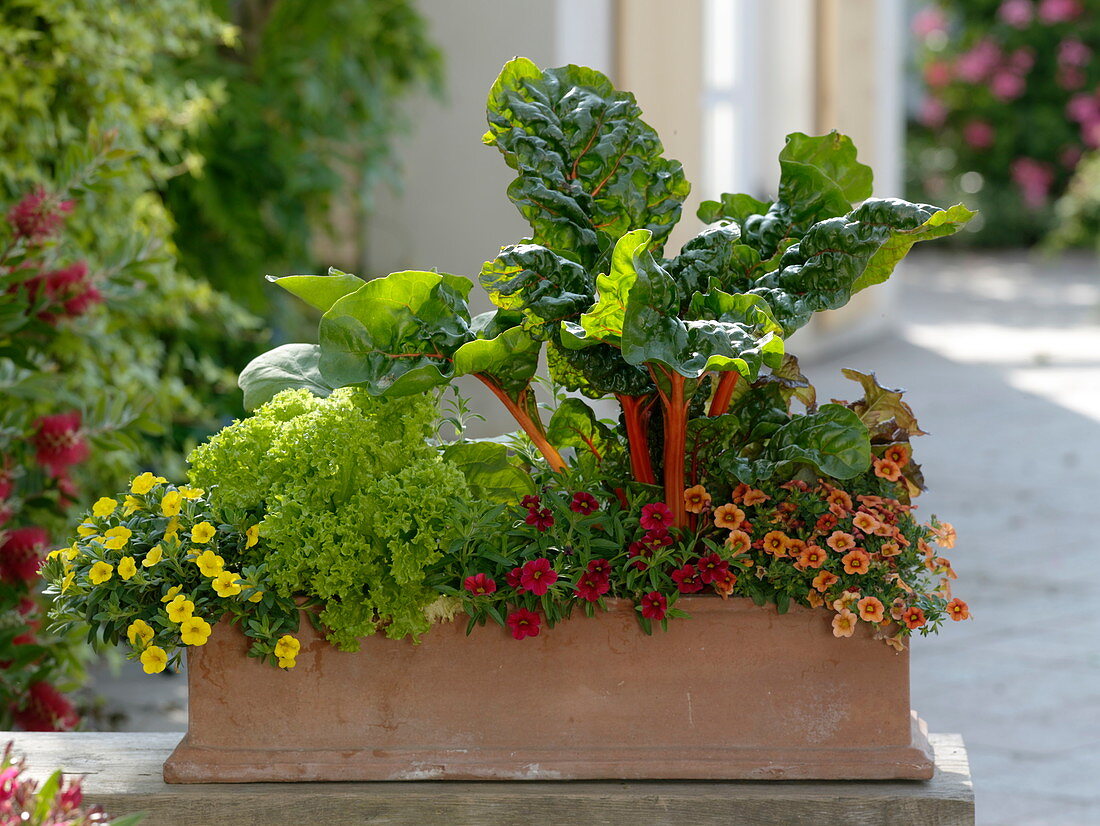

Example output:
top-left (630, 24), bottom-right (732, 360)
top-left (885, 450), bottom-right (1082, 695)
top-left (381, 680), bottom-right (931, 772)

top-left (0, 526), bottom-right (49, 584)
top-left (671, 563), bottom-right (704, 594)
top-left (525, 506), bottom-right (555, 532)
top-left (31, 412), bottom-right (87, 476)
top-left (55, 472), bottom-right (79, 508)
top-left (5, 188), bottom-right (74, 242)
top-left (639, 591), bottom-right (668, 621)
top-left (520, 494), bottom-right (541, 509)
top-left (586, 558), bottom-right (611, 581)
top-left (695, 553), bottom-right (729, 585)
top-left (520, 558), bottom-right (558, 595)
top-left (569, 491), bottom-right (599, 515)
top-left (58, 780), bottom-right (83, 811)
top-left (574, 571), bottom-right (610, 602)
top-left (11, 682), bottom-right (79, 731)
top-left (463, 573), bottom-right (497, 596)
top-left (506, 608), bottom-right (541, 640)
top-left (505, 567), bottom-right (525, 591)
top-left (640, 502), bottom-right (674, 531)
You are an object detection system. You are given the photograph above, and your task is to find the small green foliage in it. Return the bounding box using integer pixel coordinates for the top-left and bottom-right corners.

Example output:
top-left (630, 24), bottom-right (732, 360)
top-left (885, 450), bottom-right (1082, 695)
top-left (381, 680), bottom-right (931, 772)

top-left (188, 388), bottom-right (470, 649)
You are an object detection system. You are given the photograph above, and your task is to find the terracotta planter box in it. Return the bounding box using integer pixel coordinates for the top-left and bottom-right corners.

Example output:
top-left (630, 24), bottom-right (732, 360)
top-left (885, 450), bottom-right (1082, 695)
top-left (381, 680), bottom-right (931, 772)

top-left (163, 597), bottom-right (934, 783)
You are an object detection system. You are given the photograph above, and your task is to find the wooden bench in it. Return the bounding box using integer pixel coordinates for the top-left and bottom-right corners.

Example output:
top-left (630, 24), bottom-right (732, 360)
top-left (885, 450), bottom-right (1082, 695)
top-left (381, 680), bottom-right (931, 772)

top-left (5, 731), bottom-right (974, 825)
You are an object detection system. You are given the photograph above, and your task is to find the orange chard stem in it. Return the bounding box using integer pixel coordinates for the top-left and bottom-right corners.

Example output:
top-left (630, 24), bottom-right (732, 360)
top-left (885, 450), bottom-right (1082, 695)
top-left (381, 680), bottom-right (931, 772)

top-left (649, 366), bottom-right (689, 530)
top-left (708, 370), bottom-right (740, 417)
top-left (474, 374), bottom-right (567, 474)
top-left (615, 393), bottom-right (656, 486)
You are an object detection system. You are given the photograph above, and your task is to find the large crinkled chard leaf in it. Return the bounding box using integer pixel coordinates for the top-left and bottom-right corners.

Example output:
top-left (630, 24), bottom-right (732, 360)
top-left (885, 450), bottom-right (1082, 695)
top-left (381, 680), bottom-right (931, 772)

top-left (238, 343), bottom-right (333, 410)
top-left (545, 337), bottom-right (652, 399)
top-left (663, 224), bottom-right (762, 303)
top-left (618, 234), bottom-right (784, 379)
top-left (546, 397), bottom-right (615, 460)
top-left (267, 268), bottom-right (366, 312)
top-left (751, 198), bottom-right (975, 336)
top-left (698, 131), bottom-right (873, 261)
top-left (560, 228), bottom-right (649, 348)
top-left (318, 270), bottom-right (473, 396)
top-left (480, 243), bottom-right (594, 335)
top-left (453, 324), bottom-right (541, 397)
top-left (483, 57), bottom-right (689, 266)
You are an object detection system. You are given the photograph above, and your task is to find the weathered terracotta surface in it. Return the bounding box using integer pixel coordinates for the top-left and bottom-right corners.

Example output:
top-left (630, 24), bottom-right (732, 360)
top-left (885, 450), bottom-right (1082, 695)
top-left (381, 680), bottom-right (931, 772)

top-left (163, 597), bottom-right (934, 783)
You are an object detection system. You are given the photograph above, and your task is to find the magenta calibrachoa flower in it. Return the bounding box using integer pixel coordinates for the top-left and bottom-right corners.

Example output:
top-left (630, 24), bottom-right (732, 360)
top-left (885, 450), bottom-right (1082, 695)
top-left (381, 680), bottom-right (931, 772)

top-left (519, 558), bottom-right (557, 596)
top-left (569, 491), bottom-right (599, 514)
top-left (463, 573), bottom-right (497, 596)
top-left (639, 502), bottom-right (674, 532)
top-left (639, 592), bottom-right (668, 621)
top-left (506, 608), bottom-right (541, 640)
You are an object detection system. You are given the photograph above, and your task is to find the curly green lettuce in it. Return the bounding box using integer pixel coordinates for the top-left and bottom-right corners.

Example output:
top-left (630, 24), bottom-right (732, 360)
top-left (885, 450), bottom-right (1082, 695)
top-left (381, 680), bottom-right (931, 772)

top-left (188, 388), bottom-right (469, 650)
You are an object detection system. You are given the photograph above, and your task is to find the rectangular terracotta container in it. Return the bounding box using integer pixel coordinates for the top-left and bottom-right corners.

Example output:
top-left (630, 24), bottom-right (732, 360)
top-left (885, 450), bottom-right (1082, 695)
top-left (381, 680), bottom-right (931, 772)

top-left (163, 597), bottom-right (934, 783)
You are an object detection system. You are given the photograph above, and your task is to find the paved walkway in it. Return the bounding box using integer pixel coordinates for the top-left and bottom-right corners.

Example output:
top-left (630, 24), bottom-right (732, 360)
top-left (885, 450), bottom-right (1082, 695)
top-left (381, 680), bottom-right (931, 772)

top-left (80, 249), bottom-right (1100, 825)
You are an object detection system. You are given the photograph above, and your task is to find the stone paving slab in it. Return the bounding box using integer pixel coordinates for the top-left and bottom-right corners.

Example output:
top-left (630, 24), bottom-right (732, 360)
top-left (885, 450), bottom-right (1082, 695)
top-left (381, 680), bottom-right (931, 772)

top-left (6, 731), bottom-right (973, 826)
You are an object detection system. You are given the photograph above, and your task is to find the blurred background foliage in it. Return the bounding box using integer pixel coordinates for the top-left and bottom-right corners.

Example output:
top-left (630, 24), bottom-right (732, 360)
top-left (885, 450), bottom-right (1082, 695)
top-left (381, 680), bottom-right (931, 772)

top-left (0, 0), bottom-right (438, 728)
top-left (907, 0), bottom-right (1100, 247)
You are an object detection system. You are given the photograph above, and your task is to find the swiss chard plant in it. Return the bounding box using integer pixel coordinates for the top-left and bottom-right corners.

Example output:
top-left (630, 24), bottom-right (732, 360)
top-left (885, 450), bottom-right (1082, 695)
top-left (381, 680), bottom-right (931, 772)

top-left (240, 57), bottom-right (974, 530)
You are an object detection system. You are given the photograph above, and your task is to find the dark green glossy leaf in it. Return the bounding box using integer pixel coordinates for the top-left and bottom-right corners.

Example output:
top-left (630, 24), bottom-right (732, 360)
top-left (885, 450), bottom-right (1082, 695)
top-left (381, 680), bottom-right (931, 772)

top-left (267, 268), bottom-right (367, 312)
top-left (545, 337), bottom-right (652, 399)
top-left (480, 243), bottom-right (594, 334)
top-left (318, 270), bottom-right (472, 396)
top-left (767, 403), bottom-right (871, 479)
top-left (454, 325), bottom-right (541, 396)
top-left (546, 398), bottom-right (614, 459)
top-left (238, 343), bottom-right (333, 410)
top-left (442, 441), bottom-right (536, 503)
top-left (664, 224), bottom-right (763, 302)
top-left (484, 57), bottom-right (690, 264)
top-left (751, 199), bottom-right (975, 335)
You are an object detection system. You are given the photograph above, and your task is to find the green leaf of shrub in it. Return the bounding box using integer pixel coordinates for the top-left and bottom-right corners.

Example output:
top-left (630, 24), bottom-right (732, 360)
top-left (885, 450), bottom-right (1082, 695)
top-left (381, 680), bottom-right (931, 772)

top-left (267, 268), bottom-right (367, 312)
top-left (546, 398), bottom-right (614, 459)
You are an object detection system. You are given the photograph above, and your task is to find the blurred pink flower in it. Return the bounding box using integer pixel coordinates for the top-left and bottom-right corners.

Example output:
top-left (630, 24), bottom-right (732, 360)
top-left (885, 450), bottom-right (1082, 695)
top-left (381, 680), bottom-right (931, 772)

top-left (963, 120), bottom-right (996, 149)
top-left (919, 97), bottom-right (948, 129)
top-left (998, 0), bottom-right (1034, 27)
top-left (1057, 39), bottom-right (1092, 67)
top-left (956, 39), bottom-right (1001, 83)
top-left (1066, 93), bottom-right (1100, 123)
top-left (1084, 121), bottom-right (1100, 149)
top-left (990, 70), bottom-right (1026, 100)
top-left (912, 6), bottom-right (948, 38)
top-left (1037, 0), bottom-right (1082, 23)
top-left (1010, 158), bottom-right (1055, 208)
top-left (1008, 48), bottom-right (1035, 73)
top-left (1060, 145), bottom-right (1083, 168)
top-left (924, 61), bottom-right (952, 88)
top-left (1057, 66), bottom-right (1086, 90)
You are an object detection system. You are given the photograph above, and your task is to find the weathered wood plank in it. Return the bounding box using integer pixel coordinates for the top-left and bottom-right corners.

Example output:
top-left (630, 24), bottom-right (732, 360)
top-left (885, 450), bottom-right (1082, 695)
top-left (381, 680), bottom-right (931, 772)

top-left (3, 731), bottom-right (974, 826)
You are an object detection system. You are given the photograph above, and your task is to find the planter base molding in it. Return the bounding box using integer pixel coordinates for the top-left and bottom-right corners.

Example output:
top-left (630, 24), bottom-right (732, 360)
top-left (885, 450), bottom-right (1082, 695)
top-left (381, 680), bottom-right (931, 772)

top-left (169, 598), bottom-right (933, 782)
top-left (5, 731), bottom-right (975, 826)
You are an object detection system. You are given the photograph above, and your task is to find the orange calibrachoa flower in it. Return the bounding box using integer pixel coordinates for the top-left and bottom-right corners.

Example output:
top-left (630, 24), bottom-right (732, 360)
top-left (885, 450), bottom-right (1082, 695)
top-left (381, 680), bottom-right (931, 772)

top-left (742, 487), bottom-right (769, 507)
top-left (946, 598), bottom-right (970, 621)
top-left (832, 591), bottom-right (860, 612)
top-left (883, 444), bottom-right (910, 467)
top-left (831, 609), bottom-right (857, 638)
top-left (795, 544), bottom-right (827, 570)
top-left (684, 485), bottom-right (712, 514)
top-left (806, 590), bottom-right (824, 608)
top-left (857, 596), bottom-right (885, 623)
top-left (884, 635), bottom-right (907, 653)
top-left (812, 571), bottom-right (839, 593)
top-left (826, 531), bottom-right (856, 553)
top-left (873, 458), bottom-right (902, 482)
top-left (880, 541), bottom-right (902, 558)
top-left (725, 530), bottom-right (751, 556)
top-left (713, 503), bottom-right (745, 530)
top-left (852, 512), bottom-right (880, 534)
top-left (712, 568), bottom-right (737, 598)
top-left (935, 557), bottom-right (957, 580)
top-left (890, 597), bottom-right (907, 621)
top-left (902, 606), bottom-right (927, 630)
top-left (932, 522), bottom-right (957, 548)
top-left (824, 487), bottom-right (853, 516)
top-left (842, 549), bottom-right (871, 575)
top-left (762, 530), bottom-right (789, 557)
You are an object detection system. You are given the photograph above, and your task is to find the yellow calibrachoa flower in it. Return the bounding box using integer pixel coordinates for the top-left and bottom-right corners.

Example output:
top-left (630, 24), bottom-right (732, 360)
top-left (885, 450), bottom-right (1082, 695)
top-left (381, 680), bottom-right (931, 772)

top-left (212, 571), bottom-right (242, 598)
top-left (76, 523), bottom-right (97, 537)
top-left (103, 526), bottom-right (132, 550)
top-left (127, 619), bottom-right (155, 647)
top-left (245, 524), bottom-right (260, 548)
top-left (92, 497), bottom-right (118, 517)
top-left (46, 548), bottom-right (68, 561)
top-left (160, 490), bottom-right (183, 517)
top-left (164, 517), bottom-right (181, 541)
top-left (166, 595), bottom-right (195, 623)
top-left (191, 521), bottom-right (216, 544)
top-left (277, 656), bottom-right (297, 669)
top-left (118, 556), bottom-right (138, 580)
top-left (140, 645), bottom-right (168, 674)
top-left (61, 571), bottom-right (75, 593)
top-left (122, 495), bottom-right (144, 516)
top-left (274, 635), bottom-right (300, 660)
top-left (142, 545), bottom-right (164, 568)
top-left (194, 550), bottom-right (224, 577)
top-left (248, 589), bottom-right (264, 603)
top-left (179, 616), bottom-right (212, 646)
top-left (130, 472), bottom-right (166, 495)
top-left (161, 585), bottom-right (183, 603)
top-left (179, 486), bottom-right (204, 500)
top-left (89, 561), bottom-right (113, 585)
